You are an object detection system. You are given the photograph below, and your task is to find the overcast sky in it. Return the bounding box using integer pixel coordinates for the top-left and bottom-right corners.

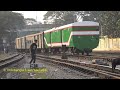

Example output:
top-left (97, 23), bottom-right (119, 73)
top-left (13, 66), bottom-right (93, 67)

top-left (13, 11), bottom-right (47, 23)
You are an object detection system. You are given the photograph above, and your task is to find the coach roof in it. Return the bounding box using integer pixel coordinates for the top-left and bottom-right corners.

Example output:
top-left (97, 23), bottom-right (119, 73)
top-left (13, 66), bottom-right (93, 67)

top-left (44, 21), bottom-right (99, 33)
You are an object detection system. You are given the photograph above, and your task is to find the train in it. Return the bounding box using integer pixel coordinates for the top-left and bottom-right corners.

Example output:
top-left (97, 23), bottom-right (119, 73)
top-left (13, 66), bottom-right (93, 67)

top-left (15, 21), bottom-right (100, 55)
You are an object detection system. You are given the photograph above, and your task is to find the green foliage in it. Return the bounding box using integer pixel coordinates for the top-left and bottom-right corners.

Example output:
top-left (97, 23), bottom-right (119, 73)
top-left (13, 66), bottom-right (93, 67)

top-left (0, 11), bottom-right (25, 35)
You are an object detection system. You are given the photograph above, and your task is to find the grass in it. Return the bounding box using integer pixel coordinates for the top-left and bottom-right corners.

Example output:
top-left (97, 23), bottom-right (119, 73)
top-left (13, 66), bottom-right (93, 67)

top-left (20, 72), bottom-right (48, 79)
top-left (34, 73), bottom-right (48, 79)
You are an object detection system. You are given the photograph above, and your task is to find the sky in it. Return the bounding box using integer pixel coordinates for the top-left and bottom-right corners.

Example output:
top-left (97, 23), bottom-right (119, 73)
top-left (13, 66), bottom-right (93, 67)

top-left (12, 11), bottom-right (47, 23)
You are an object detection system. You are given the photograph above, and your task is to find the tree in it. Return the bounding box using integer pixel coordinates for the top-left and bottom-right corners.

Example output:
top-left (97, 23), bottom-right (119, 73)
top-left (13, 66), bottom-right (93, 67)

top-left (0, 11), bottom-right (25, 47)
top-left (25, 18), bottom-right (38, 25)
top-left (97, 11), bottom-right (120, 37)
top-left (79, 11), bottom-right (120, 38)
top-left (43, 11), bottom-right (120, 38)
top-left (43, 11), bottom-right (77, 27)
top-left (0, 11), bottom-right (25, 35)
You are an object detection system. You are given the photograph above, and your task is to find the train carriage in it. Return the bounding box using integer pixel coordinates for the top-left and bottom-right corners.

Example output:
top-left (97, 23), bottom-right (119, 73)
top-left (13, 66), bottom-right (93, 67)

top-left (15, 37), bottom-right (26, 52)
top-left (15, 21), bottom-right (99, 55)
top-left (25, 34), bottom-right (34, 49)
top-left (16, 38), bottom-right (21, 50)
top-left (32, 32), bottom-right (44, 52)
top-left (44, 21), bottom-right (99, 55)
top-left (16, 32), bottom-right (44, 52)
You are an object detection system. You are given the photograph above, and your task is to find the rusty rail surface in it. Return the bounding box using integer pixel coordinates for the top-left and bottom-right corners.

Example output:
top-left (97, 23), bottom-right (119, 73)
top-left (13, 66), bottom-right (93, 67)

top-left (36, 55), bottom-right (120, 79)
top-left (0, 54), bottom-right (24, 69)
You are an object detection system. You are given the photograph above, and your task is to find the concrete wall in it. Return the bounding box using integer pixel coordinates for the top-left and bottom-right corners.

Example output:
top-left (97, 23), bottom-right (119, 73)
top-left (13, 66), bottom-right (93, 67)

top-left (93, 37), bottom-right (120, 51)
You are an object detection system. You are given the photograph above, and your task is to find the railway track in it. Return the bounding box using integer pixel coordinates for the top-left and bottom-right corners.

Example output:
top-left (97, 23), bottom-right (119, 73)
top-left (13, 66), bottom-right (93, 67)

top-left (66, 53), bottom-right (119, 65)
top-left (43, 52), bottom-right (118, 59)
top-left (0, 54), bottom-right (25, 69)
top-left (93, 51), bottom-right (120, 55)
top-left (36, 54), bottom-right (120, 79)
top-left (41, 53), bottom-right (118, 66)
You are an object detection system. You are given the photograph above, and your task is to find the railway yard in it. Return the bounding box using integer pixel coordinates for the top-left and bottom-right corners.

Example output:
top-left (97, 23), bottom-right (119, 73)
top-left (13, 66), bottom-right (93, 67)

top-left (1, 21), bottom-right (120, 79)
top-left (2, 11), bottom-right (120, 79)
top-left (0, 51), bottom-right (120, 79)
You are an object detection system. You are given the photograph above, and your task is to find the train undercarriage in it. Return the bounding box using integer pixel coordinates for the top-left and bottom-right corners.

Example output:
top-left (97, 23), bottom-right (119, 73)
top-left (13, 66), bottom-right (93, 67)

top-left (17, 45), bottom-right (92, 56)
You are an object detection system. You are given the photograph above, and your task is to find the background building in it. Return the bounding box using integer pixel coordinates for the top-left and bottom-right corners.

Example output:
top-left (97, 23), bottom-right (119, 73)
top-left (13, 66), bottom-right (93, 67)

top-left (17, 24), bottom-right (57, 37)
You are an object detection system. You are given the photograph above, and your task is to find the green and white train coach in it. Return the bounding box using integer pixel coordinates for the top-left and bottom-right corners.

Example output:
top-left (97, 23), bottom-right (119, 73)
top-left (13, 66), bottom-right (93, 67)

top-left (15, 21), bottom-right (99, 55)
top-left (44, 21), bottom-right (99, 55)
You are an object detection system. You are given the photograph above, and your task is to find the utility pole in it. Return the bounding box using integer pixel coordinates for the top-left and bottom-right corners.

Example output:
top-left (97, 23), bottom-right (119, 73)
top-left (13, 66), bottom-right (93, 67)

top-left (36, 11), bottom-right (37, 22)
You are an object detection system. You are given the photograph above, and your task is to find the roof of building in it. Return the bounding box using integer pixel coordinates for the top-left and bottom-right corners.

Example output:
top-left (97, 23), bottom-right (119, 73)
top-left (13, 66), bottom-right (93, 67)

top-left (24, 24), bottom-right (59, 29)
